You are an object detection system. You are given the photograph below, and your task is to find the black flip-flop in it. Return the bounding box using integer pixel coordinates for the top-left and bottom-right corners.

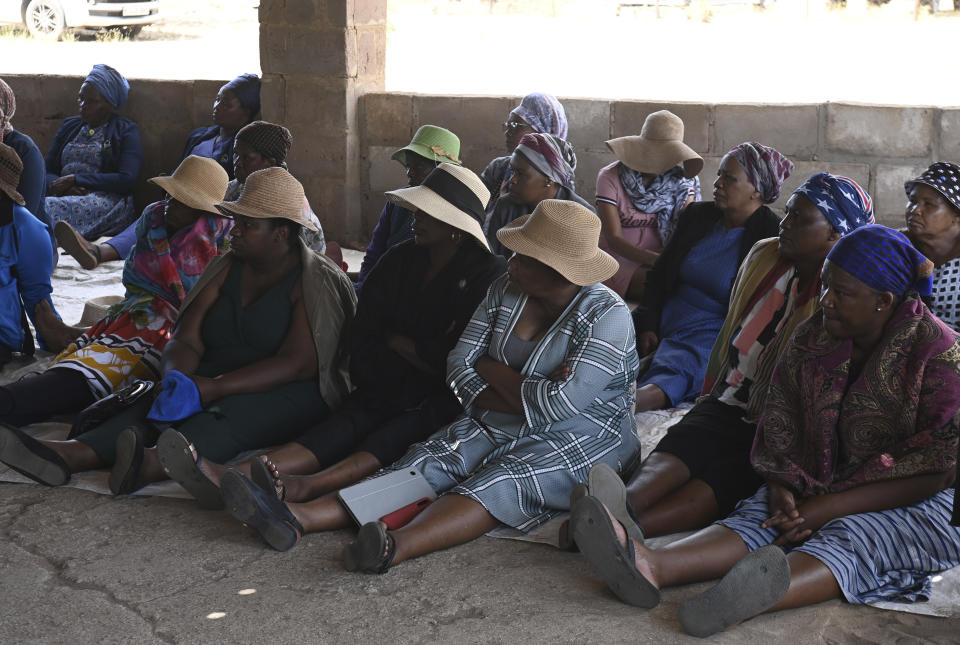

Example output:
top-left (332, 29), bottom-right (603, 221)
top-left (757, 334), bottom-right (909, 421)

top-left (109, 427), bottom-right (144, 495)
top-left (0, 423), bottom-right (70, 486)
top-left (250, 457), bottom-right (285, 501)
top-left (342, 521), bottom-right (396, 574)
top-left (156, 429), bottom-right (223, 510)
top-left (220, 469), bottom-right (303, 552)
top-left (588, 463), bottom-right (645, 545)
top-left (678, 545), bottom-right (790, 638)
top-left (570, 496), bottom-right (661, 608)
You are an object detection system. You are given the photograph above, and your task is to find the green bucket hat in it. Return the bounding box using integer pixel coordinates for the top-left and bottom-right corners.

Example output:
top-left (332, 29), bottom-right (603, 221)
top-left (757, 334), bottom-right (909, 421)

top-left (392, 125), bottom-right (462, 167)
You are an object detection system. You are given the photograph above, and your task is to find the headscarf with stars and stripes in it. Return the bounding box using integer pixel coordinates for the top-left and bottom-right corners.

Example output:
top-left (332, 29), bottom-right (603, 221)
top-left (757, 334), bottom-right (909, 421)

top-left (793, 172), bottom-right (874, 235)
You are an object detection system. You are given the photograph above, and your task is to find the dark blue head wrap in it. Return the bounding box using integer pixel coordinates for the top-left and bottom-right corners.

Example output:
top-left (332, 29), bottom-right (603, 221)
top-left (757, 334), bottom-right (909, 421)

top-left (794, 172), bottom-right (874, 235)
top-left (827, 224), bottom-right (934, 297)
top-left (222, 73), bottom-right (261, 119)
top-left (85, 64), bottom-right (129, 109)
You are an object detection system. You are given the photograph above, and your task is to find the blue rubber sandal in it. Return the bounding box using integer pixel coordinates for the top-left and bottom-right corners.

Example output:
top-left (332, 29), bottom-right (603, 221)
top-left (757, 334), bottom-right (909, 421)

top-left (220, 469), bottom-right (303, 552)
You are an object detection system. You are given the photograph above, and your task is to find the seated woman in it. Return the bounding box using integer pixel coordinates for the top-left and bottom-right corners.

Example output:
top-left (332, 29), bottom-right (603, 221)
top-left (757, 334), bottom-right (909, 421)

top-left (0, 167), bottom-right (355, 495)
top-left (481, 92), bottom-right (568, 215)
top-left (44, 64), bottom-right (142, 243)
top-left (633, 141), bottom-right (790, 411)
top-left (597, 110), bottom-right (702, 300)
top-left (355, 124), bottom-right (461, 290)
top-left (183, 73), bottom-right (260, 178)
top-left (485, 132), bottom-right (591, 258)
top-left (572, 224), bottom-right (960, 638)
top-left (564, 174), bottom-right (874, 547)
top-left (0, 155), bottom-right (231, 424)
top-left (903, 162), bottom-right (960, 331)
top-left (157, 163), bottom-right (506, 509)
top-left (0, 78), bottom-right (51, 246)
top-left (0, 143), bottom-right (63, 366)
top-left (216, 199), bottom-right (639, 570)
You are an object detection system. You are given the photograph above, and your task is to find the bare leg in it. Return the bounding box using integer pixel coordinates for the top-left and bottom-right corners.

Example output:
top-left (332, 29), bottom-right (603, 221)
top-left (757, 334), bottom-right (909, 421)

top-left (624, 267), bottom-right (647, 301)
top-left (287, 493), bottom-right (354, 533)
top-left (769, 552), bottom-right (842, 611)
top-left (625, 451), bottom-right (691, 512)
top-left (32, 300), bottom-right (85, 352)
top-left (98, 243), bottom-right (121, 263)
top-left (634, 384), bottom-right (668, 412)
top-left (259, 442), bottom-right (322, 476)
top-left (275, 451), bottom-right (382, 502)
top-left (389, 493), bottom-right (500, 566)
top-left (42, 439), bottom-right (104, 473)
top-left (136, 447), bottom-right (168, 486)
top-left (635, 479), bottom-right (719, 538)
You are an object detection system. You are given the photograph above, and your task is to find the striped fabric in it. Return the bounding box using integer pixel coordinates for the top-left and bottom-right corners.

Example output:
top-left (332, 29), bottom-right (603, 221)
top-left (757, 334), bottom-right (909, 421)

top-left (384, 275), bottom-right (640, 532)
top-left (717, 485), bottom-right (960, 604)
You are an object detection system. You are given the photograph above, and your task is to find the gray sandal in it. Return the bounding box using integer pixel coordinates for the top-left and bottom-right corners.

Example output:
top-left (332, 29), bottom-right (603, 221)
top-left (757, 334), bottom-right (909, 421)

top-left (342, 521), bottom-right (396, 574)
top-left (156, 429), bottom-right (224, 510)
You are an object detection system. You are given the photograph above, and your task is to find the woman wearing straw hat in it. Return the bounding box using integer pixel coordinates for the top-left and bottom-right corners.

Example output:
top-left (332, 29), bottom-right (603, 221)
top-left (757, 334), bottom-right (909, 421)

top-left (0, 155), bottom-right (232, 425)
top-left (597, 110), bottom-right (702, 300)
top-left (0, 142), bottom-right (59, 367)
top-left (161, 163), bottom-right (505, 510)
top-left (633, 141), bottom-right (789, 412)
top-left (214, 200), bottom-right (639, 572)
top-left (354, 124), bottom-right (462, 290)
top-left (0, 167), bottom-right (356, 494)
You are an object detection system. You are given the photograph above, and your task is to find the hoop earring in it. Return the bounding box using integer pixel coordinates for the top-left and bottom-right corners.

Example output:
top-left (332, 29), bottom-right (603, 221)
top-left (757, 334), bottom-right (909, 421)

top-left (875, 307), bottom-right (882, 312)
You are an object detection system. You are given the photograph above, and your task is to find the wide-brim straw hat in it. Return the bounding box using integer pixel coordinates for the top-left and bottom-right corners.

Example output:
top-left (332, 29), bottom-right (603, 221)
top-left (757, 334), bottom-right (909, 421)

top-left (385, 163), bottom-right (490, 250)
top-left (605, 109), bottom-right (703, 179)
top-left (496, 199), bottom-right (619, 286)
top-left (74, 295), bottom-right (123, 327)
top-left (149, 155), bottom-right (229, 214)
top-left (392, 125), bottom-right (462, 167)
top-left (0, 142), bottom-right (25, 206)
top-left (215, 166), bottom-right (318, 231)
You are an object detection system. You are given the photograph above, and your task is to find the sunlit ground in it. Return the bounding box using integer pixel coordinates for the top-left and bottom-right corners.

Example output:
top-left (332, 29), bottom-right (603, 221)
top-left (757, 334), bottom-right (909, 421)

top-left (0, 0), bottom-right (957, 105)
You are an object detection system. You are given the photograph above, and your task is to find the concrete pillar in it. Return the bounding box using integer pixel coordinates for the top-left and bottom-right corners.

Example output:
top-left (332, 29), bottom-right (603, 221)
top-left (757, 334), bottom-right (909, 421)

top-left (259, 0), bottom-right (386, 242)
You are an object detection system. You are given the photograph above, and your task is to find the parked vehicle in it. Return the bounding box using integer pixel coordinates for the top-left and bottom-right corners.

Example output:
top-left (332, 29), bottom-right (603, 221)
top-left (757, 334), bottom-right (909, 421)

top-left (0, 0), bottom-right (160, 40)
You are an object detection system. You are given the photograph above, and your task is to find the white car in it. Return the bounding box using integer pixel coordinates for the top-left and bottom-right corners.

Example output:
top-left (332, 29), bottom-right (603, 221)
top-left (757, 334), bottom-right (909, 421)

top-left (1, 0), bottom-right (160, 40)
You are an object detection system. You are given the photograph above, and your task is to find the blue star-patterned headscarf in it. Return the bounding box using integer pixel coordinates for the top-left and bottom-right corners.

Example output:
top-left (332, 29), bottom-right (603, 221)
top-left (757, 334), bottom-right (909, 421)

top-left (84, 64), bottom-right (129, 109)
top-left (827, 224), bottom-right (933, 297)
top-left (794, 172), bottom-right (874, 235)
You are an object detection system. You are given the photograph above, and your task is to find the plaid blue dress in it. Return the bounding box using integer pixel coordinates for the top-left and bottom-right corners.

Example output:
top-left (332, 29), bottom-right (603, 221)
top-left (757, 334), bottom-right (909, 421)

top-left (384, 275), bottom-right (640, 532)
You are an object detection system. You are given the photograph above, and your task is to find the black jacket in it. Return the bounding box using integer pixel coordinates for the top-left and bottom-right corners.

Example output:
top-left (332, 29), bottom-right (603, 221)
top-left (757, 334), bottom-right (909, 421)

top-left (181, 125), bottom-right (235, 179)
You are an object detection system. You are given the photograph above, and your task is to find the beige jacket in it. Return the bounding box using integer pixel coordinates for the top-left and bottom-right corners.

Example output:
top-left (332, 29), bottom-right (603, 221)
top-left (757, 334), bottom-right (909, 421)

top-left (178, 240), bottom-right (357, 409)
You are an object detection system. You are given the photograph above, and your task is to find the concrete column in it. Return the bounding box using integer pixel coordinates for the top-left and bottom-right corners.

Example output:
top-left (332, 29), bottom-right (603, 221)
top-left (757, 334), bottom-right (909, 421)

top-left (259, 0), bottom-right (386, 242)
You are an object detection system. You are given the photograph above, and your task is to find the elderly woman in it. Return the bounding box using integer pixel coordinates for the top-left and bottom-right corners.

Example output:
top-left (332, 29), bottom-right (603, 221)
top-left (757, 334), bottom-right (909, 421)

top-left (597, 110), bottom-right (702, 300)
top-left (903, 162), bottom-right (960, 331)
top-left (157, 164), bottom-right (506, 509)
top-left (183, 73), bottom-right (260, 178)
top-left (484, 132), bottom-right (592, 258)
top-left (562, 174), bottom-right (874, 548)
top-left (0, 156), bottom-right (232, 424)
top-left (0, 167), bottom-right (355, 495)
top-left (572, 225), bottom-right (960, 638)
top-left (480, 92), bottom-right (567, 215)
top-left (217, 200), bottom-right (639, 572)
top-left (355, 125), bottom-right (461, 290)
top-left (0, 143), bottom-right (60, 366)
top-left (44, 64), bottom-right (142, 242)
top-left (0, 78), bottom-right (50, 242)
top-left (633, 141), bottom-right (790, 411)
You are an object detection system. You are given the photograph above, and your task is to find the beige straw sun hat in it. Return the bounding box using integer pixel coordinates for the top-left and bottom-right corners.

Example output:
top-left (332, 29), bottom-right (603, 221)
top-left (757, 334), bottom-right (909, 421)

top-left (496, 199), bottom-right (619, 286)
top-left (605, 110), bottom-right (703, 179)
top-left (215, 166), bottom-right (318, 231)
top-left (74, 295), bottom-right (124, 327)
top-left (384, 163), bottom-right (490, 250)
top-left (149, 155), bottom-right (229, 214)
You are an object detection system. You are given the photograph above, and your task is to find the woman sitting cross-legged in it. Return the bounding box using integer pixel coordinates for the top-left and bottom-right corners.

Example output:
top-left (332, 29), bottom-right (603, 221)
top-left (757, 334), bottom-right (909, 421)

top-left (0, 167), bottom-right (356, 495)
top-left (571, 224), bottom-right (960, 638)
top-left (156, 163), bottom-right (506, 509)
top-left (216, 199), bottom-right (640, 572)
top-left (632, 141), bottom-right (790, 411)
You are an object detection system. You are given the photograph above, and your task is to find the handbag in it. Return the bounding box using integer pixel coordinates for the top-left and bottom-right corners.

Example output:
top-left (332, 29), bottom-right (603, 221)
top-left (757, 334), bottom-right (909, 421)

top-left (68, 379), bottom-right (157, 439)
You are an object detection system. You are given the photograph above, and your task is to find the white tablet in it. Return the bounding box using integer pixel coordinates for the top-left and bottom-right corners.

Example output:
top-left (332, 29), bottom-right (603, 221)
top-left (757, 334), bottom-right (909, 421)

top-left (337, 468), bottom-right (437, 526)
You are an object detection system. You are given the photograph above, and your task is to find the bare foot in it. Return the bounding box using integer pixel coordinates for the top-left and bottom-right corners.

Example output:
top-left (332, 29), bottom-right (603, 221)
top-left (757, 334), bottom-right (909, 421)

top-left (260, 455), bottom-right (313, 502)
top-left (33, 300), bottom-right (84, 352)
top-left (600, 500), bottom-right (661, 588)
top-left (187, 443), bottom-right (228, 487)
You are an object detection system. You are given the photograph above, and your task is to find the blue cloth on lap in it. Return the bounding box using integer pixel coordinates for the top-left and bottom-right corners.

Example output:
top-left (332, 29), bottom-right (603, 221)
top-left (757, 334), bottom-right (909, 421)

top-left (147, 370), bottom-right (203, 423)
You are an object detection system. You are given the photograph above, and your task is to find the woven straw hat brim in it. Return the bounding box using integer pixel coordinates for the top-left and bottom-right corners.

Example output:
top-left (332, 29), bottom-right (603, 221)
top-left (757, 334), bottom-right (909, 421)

top-left (214, 167), bottom-right (317, 231)
top-left (215, 199), bottom-right (318, 232)
top-left (150, 175), bottom-right (225, 214)
top-left (606, 136), bottom-right (703, 179)
top-left (497, 215), bottom-right (619, 286)
top-left (385, 184), bottom-right (489, 250)
top-left (75, 295), bottom-right (123, 327)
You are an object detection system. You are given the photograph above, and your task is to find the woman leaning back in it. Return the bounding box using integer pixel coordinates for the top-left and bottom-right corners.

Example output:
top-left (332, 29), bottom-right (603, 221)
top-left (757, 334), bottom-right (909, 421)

top-left (0, 167), bottom-right (356, 495)
top-left (216, 199), bottom-right (639, 575)
top-left (158, 163), bottom-right (506, 510)
top-left (572, 224), bottom-right (960, 638)
top-left (633, 141), bottom-right (789, 411)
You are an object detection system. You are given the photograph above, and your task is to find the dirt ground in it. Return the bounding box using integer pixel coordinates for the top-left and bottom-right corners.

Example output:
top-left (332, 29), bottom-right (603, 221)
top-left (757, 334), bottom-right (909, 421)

top-left (0, 0), bottom-right (957, 105)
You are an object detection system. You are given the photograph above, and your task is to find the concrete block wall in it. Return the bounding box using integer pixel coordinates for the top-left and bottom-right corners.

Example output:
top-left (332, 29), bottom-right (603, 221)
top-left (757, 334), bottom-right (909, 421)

top-left (360, 94), bottom-right (960, 237)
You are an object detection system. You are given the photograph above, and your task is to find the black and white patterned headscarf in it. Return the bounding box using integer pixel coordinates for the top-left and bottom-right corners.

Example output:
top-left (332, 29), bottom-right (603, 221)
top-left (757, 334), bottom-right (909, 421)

top-left (905, 162), bottom-right (960, 215)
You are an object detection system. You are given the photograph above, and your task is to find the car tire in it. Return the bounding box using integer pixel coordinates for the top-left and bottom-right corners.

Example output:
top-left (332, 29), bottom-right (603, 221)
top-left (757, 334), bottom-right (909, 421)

top-left (24, 0), bottom-right (65, 40)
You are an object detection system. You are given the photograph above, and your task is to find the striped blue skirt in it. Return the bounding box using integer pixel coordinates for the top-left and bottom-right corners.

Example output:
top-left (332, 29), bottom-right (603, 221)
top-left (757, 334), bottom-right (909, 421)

top-left (717, 485), bottom-right (960, 604)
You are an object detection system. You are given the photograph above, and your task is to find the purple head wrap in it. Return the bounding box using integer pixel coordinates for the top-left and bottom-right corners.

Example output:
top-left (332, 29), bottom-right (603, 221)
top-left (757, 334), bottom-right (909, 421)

top-left (794, 173), bottom-right (874, 235)
top-left (827, 224), bottom-right (934, 297)
top-left (515, 133), bottom-right (577, 189)
top-left (510, 93), bottom-right (568, 140)
top-left (723, 141), bottom-right (793, 204)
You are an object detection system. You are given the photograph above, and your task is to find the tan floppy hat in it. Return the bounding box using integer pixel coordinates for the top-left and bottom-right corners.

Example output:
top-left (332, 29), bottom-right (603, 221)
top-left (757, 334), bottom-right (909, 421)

top-left (605, 110), bottom-right (703, 179)
top-left (0, 142), bottom-right (25, 206)
top-left (74, 295), bottom-right (123, 327)
top-left (215, 166), bottom-right (318, 231)
top-left (149, 155), bottom-right (229, 214)
top-left (384, 163), bottom-right (490, 250)
top-left (496, 199), bottom-right (619, 286)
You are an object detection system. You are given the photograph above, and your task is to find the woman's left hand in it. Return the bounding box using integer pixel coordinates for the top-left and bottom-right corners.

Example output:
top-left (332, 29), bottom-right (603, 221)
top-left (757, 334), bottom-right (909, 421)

top-left (191, 375), bottom-right (221, 406)
top-left (48, 175), bottom-right (77, 197)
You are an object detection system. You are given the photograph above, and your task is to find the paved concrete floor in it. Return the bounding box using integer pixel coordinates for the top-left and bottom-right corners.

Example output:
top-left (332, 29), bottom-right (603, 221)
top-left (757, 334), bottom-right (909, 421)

top-left (2, 482), bottom-right (956, 644)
